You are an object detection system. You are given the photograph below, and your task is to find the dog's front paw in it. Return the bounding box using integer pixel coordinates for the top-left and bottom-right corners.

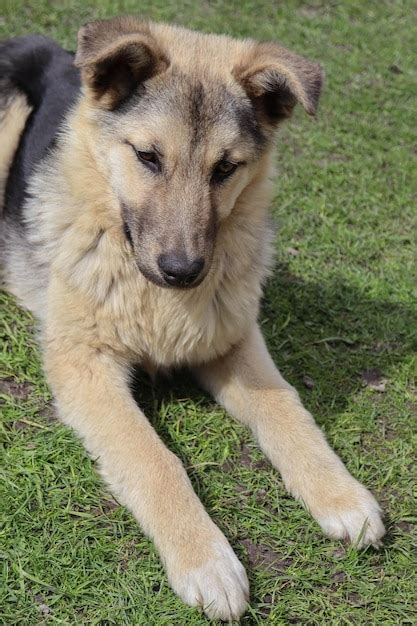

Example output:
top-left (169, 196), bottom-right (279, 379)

top-left (167, 538), bottom-right (249, 621)
top-left (312, 481), bottom-right (385, 548)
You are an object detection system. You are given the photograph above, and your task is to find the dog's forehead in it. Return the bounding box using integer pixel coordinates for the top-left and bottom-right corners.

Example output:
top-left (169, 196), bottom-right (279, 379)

top-left (162, 73), bottom-right (253, 136)
top-left (118, 71), bottom-right (264, 149)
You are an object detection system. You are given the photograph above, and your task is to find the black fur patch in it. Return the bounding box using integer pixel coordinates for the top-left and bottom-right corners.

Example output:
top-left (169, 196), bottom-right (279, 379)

top-left (189, 80), bottom-right (206, 146)
top-left (234, 98), bottom-right (266, 148)
top-left (1, 35), bottom-right (81, 227)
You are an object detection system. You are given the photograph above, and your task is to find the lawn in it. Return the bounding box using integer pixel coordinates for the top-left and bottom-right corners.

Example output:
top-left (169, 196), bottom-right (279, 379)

top-left (1, 0), bottom-right (416, 624)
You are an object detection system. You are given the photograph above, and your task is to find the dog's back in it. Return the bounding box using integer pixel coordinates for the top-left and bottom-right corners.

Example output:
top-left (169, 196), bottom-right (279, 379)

top-left (0, 51), bottom-right (30, 217)
top-left (0, 35), bottom-right (80, 225)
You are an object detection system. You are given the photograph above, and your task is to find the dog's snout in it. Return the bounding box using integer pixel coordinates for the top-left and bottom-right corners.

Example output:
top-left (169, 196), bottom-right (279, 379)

top-left (158, 253), bottom-right (204, 287)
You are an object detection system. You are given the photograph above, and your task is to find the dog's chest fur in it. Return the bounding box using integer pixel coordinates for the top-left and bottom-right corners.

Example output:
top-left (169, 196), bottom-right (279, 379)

top-left (90, 250), bottom-right (265, 367)
top-left (51, 230), bottom-right (270, 368)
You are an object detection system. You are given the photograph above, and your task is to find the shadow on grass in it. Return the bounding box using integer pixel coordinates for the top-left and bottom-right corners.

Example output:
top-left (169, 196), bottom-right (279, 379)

top-left (131, 262), bottom-right (415, 449)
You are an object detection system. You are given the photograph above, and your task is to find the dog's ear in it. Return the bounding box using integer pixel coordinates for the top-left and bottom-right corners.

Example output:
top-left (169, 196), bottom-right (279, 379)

top-left (74, 16), bottom-right (169, 110)
top-left (234, 42), bottom-right (323, 124)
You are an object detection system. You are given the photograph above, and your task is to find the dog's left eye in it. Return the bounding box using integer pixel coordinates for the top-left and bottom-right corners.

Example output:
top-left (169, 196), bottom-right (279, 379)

top-left (212, 160), bottom-right (238, 182)
top-left (132, 146), bottom-right (161, 173)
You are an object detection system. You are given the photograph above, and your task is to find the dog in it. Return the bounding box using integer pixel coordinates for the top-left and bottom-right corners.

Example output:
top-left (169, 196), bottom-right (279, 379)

top-left (0, 16), bottom-right (385, 621)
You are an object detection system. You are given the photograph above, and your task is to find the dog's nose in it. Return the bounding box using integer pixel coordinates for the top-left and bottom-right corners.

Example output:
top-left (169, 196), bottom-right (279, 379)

top-left (158, 253), bottom-right (204, 287)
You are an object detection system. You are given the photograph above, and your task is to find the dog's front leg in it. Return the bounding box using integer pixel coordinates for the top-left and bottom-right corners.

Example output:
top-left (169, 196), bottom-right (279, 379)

top-left (44, 333), bottom-right (248, 620)
top-left (196, 324), bottom-right (385, 547)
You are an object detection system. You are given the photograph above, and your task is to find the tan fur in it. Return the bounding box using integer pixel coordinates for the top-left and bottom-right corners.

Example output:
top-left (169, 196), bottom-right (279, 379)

top-left (1, 17), bottom-right (384, 621)
top-left (0, 92), bottom-right (31, 210)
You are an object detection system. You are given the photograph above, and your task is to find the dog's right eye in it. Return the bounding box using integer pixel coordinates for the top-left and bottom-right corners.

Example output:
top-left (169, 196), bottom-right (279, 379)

top-left (131, 146), bottom-right (161, 173)
top-left (211, 160), bottom-right (239, 183)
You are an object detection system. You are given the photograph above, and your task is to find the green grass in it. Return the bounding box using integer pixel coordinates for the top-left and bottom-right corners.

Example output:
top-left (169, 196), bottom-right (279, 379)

top-left (1, 0), bottom-right (416, 624)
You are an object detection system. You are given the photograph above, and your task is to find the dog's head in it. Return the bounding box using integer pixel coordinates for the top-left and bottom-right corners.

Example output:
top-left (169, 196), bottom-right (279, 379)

top-left (75, 16), bottom-right (323, 288)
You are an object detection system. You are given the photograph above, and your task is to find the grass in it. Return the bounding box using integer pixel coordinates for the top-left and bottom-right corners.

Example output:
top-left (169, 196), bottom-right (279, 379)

top-left (1, 0), bottom-right (416, 624)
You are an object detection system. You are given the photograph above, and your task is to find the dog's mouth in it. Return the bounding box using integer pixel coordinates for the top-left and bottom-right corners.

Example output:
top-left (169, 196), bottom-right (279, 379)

top-left (123, 220), bottom-right (134, 247)
top-left (137, 263), bottom-right (206, 290)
